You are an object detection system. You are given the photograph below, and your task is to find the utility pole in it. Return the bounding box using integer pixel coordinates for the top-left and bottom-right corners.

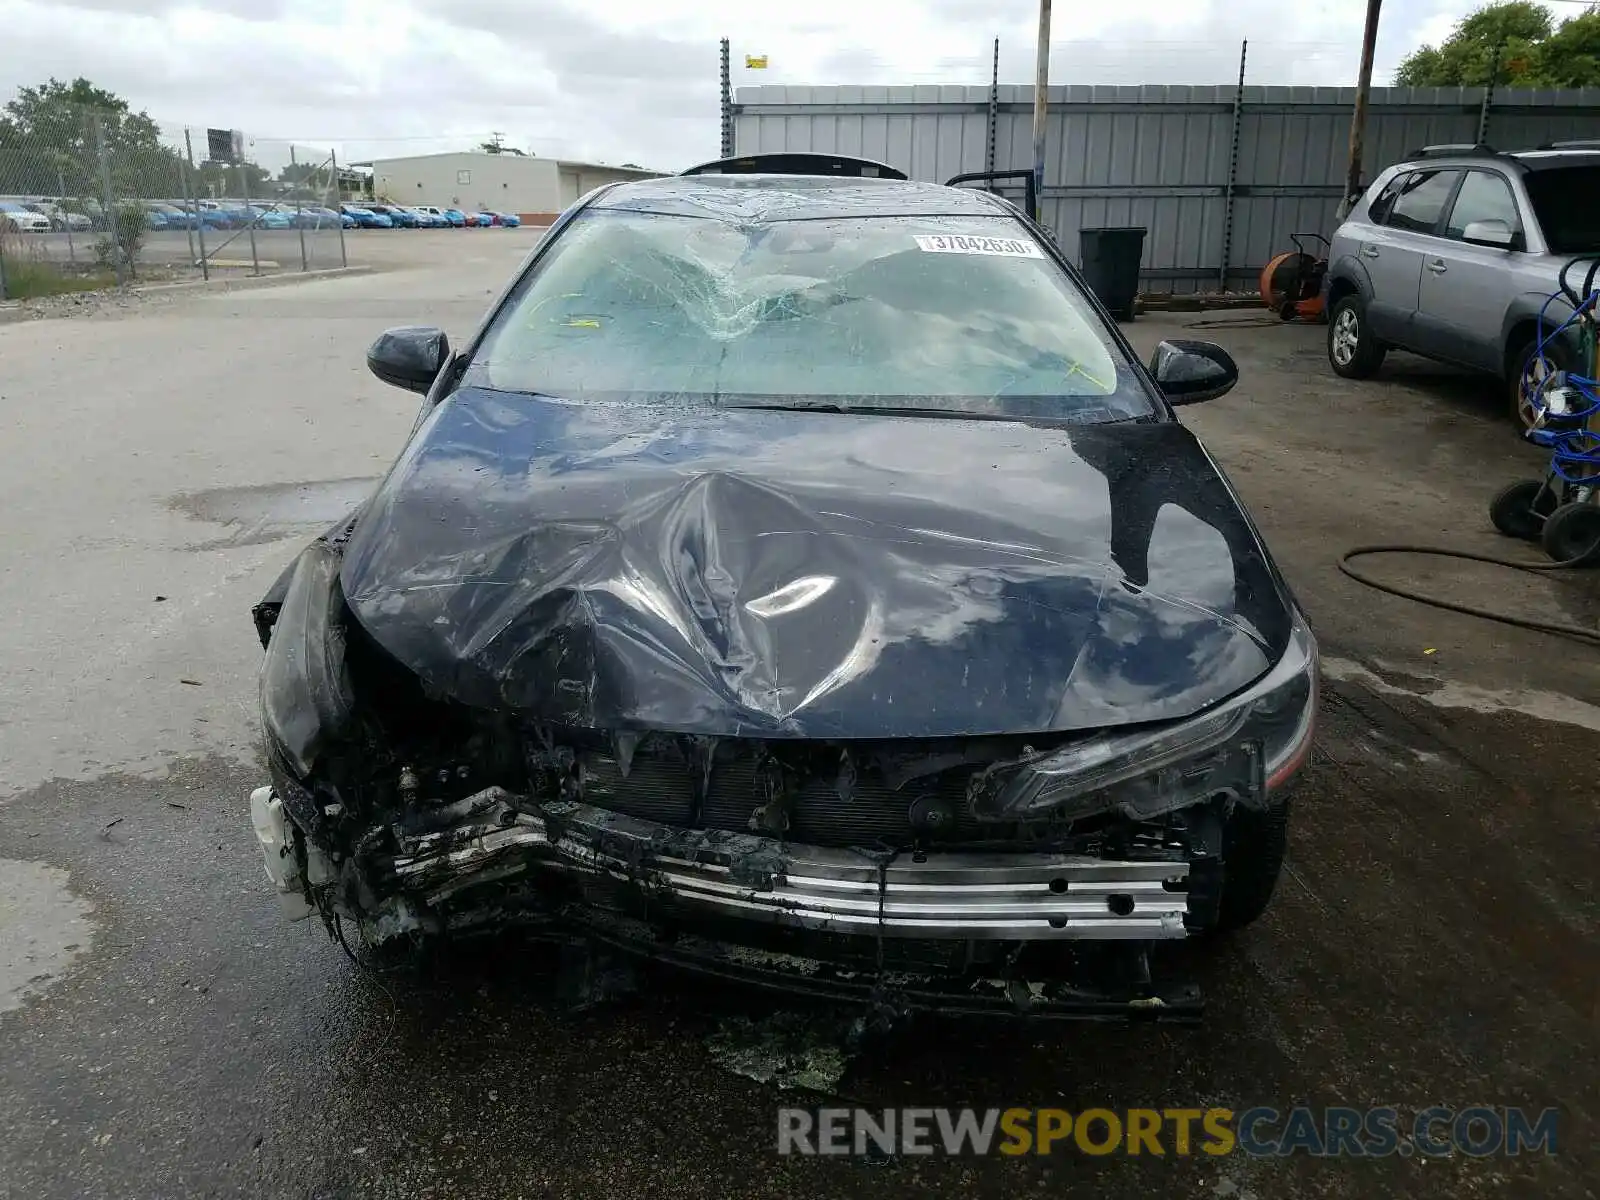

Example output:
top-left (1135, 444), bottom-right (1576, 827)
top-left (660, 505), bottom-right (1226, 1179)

top-left (1338, 0), bottom-right (1384, 219)
top-left (1031, 0), bottom-right (1052, 223)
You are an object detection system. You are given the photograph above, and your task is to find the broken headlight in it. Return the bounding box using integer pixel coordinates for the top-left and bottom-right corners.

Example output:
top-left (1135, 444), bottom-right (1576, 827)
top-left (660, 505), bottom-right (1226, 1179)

top-left (974, 613), bottom-right (1317, 822)
top-left (260, 540), bottom-right (355, 779)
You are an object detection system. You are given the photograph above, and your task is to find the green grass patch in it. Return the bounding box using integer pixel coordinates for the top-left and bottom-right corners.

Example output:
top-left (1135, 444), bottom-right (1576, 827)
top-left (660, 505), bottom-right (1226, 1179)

top-left (1, 260), bottom-right (117, 300)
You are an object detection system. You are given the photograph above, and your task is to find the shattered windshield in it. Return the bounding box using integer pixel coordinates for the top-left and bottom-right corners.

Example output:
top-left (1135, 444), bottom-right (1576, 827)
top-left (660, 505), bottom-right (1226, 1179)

top-left (468, 209), bottom-right (1155, 422)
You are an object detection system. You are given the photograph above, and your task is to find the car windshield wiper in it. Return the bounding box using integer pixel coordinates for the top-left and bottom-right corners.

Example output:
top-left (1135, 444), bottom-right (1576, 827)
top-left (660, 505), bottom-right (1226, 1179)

top-left (719, 400), bottom-right (1127, 425)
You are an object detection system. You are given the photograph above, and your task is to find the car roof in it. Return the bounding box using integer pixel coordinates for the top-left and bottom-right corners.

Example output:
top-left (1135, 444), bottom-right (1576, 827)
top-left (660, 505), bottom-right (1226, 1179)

top-left (588, 173), bottom-right (1013, 223)
top-left (1386, 146), bottom-right (1600, 175)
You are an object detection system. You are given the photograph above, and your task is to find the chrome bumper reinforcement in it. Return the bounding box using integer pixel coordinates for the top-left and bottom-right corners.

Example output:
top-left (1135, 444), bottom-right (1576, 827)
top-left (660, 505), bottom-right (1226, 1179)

top-left (387, 789), bottom-right (1191, 941)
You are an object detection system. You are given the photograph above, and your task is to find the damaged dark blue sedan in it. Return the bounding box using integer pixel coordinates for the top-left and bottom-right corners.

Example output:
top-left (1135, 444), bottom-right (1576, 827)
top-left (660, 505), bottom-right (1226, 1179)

top-left (249, 155), bottom-right (1317, 1019)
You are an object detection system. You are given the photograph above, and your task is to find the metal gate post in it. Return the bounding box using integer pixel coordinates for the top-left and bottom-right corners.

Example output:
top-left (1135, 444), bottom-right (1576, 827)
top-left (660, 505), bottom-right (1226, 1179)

top-left (290, 145), bottom-right (308, 271)
top-left (331, 149), bottom-right (348, 268)
top-left (986, 38), bottom-right (999, 175)
top-left (185, 129), bottom-right (209, 281)
top-left (94, 114), bottom-right (126, 286)
top-left (239, 158), bottom-right (260, 275)
top-left (1219, 39), bottom-right (1248, 292)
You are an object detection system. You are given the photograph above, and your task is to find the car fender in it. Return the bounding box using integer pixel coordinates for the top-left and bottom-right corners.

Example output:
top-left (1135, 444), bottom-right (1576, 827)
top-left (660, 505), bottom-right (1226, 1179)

top-left (1499, 290), bottom-right (1584, 377)
top-left (1322, 254), bottom-right (1372, 305)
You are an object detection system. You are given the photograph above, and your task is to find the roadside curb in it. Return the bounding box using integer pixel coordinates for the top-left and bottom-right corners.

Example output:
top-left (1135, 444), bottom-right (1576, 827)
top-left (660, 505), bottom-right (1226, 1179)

top-left (135, 264), bottom-right (375, 295)
top-left (0, 264), bottom-right (376, 324)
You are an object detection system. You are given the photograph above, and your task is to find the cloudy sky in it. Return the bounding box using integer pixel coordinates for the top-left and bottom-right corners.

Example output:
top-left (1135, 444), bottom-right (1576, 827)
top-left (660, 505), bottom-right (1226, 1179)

top-left (0, 0), bottom-right (1580, 171)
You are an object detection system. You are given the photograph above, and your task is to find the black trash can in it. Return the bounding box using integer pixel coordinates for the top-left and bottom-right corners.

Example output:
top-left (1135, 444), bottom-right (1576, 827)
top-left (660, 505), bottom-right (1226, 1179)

top-left (1078, 227), bottom-right (1146, 321)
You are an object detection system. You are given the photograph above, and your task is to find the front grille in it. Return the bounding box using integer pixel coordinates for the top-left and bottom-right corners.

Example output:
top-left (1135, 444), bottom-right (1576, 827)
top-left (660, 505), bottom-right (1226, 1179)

top-left (578, 747), bottom-right (982, 848)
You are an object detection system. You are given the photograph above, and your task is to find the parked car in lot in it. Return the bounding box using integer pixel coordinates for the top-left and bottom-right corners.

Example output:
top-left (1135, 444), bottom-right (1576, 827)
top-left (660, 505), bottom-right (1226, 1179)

top-left (249, 154), bottom-right (1316, 1019)
top-left (1325, 142), bottom-right (1600, 431)
top-left (368, 204), bottom-right (419, 228)
top-left (26, 201), bottom-right (93, 232)
top-left (410, 205), bottom-right (447, 226)
top-left (293, 206), bottom-right (345, 230)
top-left (1, 200), bottom-right (53, 232)
top-left (258, 208), bottom-right (294, 230)
top-left (218, 204), bottom-right (273, 228)
top-left (341, 204), bottom-right (394, 229)
top-left (441, 207), bottom-right (468, 227)
top-left (147, 202), bottom-right (201, 230)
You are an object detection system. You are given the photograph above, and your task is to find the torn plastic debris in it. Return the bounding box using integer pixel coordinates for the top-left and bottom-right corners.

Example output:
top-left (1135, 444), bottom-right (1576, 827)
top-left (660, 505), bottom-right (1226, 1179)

top-left (705, 1011), bottom-right (854, 1092)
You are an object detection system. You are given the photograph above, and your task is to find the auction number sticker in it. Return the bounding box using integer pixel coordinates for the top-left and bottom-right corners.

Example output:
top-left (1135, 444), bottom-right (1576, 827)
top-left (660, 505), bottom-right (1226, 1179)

top-left (914, 234), bottom-right (1043, 258)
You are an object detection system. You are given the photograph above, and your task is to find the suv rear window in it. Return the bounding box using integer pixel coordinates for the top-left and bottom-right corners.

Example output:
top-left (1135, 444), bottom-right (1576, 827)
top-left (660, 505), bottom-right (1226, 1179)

top-left (1385, 170), bottom-right (1461, 234)
top-left (1523, 166), bottom-right (1600, 253)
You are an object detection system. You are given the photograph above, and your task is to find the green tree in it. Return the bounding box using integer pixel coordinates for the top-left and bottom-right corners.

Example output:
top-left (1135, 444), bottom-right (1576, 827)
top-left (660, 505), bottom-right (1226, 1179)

top-left (1395, 2), bottom-right (1600, 88)
top-left (1536, 9), bottom-right (1600, 87)
top-left (194, 158), bottom-right (272, 199)
top-left (0, 77), bottom-right (188, 199)
top-left (276, 161), bottom-right (335, 202)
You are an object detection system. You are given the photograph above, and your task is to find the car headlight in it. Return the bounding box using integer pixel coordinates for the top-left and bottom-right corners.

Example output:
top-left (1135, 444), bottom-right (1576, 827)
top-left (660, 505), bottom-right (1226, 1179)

top-left (260, 540), bottom-right (355, 778)
top-left (973, 614), bottom-right (1317, 822)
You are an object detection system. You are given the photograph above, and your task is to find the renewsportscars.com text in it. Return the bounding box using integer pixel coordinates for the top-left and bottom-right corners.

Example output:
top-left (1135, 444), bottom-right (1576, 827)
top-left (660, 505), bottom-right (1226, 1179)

top-left (777, 1106), bottom-right (1559, 1158)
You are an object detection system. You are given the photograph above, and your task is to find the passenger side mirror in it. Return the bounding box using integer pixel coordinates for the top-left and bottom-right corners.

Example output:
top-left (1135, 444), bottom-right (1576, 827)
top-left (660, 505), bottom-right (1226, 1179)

top-left (1149, 339), bottom-right (1238, 405)
top-left (1461, 219), bottom-right (1520, 250)
top-left (366, 326), bottom-right (450, 393)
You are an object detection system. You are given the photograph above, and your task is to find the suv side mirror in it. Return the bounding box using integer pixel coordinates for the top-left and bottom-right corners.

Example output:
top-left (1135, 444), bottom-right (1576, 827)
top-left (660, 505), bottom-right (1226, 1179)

top-left (367, 326), bottom-right (449, 393)
top-left (1149, 339), bottom-right (1239, 405)
top-left (1461, 219), bottom-right (1521, 250)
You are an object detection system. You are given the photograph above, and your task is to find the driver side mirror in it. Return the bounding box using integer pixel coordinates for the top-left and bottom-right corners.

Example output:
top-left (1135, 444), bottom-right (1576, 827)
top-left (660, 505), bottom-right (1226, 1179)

top-left (1149, 339), bottom-right (1238, 405)
top-left (367, 326), bottom-right (450, 393)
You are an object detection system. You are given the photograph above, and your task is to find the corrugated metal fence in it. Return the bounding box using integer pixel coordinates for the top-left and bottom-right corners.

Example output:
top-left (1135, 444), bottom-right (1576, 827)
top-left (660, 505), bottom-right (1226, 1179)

top-left (733, 84), bottom-right (1600, 294)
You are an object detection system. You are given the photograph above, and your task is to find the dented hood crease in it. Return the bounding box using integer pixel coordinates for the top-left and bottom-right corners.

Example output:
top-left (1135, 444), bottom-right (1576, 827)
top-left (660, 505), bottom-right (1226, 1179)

top-left (339, 388), bottom-right (1291, 738)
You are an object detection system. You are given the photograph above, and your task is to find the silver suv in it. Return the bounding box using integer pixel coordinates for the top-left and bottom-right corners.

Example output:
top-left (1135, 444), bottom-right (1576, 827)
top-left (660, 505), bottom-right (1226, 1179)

top-left (1325, 143), bottom-right (1600, 429)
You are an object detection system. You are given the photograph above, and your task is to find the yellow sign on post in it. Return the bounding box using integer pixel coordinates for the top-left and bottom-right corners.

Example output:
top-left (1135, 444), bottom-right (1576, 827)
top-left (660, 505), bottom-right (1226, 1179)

top-left (745, 55), bottom-right (769, 69)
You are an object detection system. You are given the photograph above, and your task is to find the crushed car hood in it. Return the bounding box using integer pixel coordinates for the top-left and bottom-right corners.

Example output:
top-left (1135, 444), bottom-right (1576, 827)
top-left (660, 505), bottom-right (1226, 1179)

top-left (339, 388), bottom-right (1291, 738)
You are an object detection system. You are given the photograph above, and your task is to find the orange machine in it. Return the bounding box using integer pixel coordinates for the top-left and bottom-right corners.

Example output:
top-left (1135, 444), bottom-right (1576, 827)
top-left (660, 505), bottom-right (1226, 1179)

top-left (1260, 233), bottom-right (1329, 322)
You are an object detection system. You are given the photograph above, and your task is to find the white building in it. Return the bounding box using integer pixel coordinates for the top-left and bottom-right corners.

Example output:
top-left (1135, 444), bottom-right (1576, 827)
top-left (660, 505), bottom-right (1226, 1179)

top-left (367, 152), bottom-right (662, 222)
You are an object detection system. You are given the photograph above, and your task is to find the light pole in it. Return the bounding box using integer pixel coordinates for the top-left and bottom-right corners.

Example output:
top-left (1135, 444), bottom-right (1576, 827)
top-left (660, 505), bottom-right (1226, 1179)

top-left (1031, 0), bottom-right (1053, 223)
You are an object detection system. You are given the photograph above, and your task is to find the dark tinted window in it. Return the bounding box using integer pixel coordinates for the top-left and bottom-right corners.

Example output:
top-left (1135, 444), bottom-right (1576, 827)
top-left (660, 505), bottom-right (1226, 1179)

top-left (1444, 171), bottom-right (1520, 239)
top-left (1386, 170), bottom-right (1461, 234)
top-left (1523, 166), bottom-right (1600, 253)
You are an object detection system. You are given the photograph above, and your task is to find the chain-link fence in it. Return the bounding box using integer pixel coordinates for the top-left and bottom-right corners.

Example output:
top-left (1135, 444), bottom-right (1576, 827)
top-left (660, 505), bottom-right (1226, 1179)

top-left (0, 103), bottom-right (354, 300)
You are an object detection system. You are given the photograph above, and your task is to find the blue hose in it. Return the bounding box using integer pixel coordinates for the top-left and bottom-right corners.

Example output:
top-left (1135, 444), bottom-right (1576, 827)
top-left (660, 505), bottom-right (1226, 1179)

top-left (1527, 278), bottom-right (1600, 484)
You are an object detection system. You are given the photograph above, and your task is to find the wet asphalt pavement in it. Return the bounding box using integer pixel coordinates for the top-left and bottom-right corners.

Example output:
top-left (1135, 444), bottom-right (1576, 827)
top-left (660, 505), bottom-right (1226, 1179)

top-left (1, 233), bottom-right (1596, 1198)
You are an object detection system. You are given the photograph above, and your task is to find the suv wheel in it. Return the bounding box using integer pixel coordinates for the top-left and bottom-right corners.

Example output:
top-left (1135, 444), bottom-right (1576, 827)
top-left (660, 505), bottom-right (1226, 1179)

top-left (1508, 335), bottom-right (1573, 433)
top-left (1328, 295), bottom-right (1385, 379)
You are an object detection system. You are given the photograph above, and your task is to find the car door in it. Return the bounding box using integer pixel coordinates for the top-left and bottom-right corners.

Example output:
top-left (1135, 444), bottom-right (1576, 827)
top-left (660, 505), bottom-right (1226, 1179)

top-left (1413, 168), bottom-right (1524, 370)
top-left (1357, 169), bottom-right (1461, 348)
